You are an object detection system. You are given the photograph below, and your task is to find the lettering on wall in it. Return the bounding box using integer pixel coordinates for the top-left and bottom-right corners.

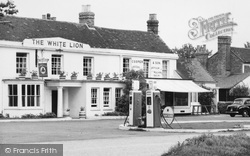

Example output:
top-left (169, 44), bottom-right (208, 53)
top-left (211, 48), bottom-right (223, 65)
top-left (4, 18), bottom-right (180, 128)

top-left (150, 60), bottom-right (162, 78)
top-left (23, 37), bottom-right (90, 50)
top-left (131, 58), bottom-right (163, 78)
top-left (188, 12), bottom-right (237, 41)
top-left (131, 58), bottom-right (144, 71)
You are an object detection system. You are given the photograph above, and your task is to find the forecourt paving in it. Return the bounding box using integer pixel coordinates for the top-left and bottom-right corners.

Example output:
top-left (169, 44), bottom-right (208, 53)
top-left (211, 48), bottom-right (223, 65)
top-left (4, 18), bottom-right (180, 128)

top-left (120, 114), bottom-right (250, 133)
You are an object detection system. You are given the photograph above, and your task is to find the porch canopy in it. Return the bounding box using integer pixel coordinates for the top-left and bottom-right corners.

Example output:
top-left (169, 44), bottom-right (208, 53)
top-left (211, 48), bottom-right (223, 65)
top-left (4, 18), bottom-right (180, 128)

top-left (148, 79), bottom-right (210, 93)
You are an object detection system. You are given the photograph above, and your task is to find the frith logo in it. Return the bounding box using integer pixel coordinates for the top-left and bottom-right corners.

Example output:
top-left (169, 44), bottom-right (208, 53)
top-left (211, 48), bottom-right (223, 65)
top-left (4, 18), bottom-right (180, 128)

top-left (188, 12), bottom-right (237, 41)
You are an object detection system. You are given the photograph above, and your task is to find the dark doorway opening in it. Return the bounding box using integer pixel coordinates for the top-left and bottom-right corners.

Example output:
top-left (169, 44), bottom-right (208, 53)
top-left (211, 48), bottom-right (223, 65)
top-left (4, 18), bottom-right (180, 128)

top-left (52, 90), bottom-right (58, 116)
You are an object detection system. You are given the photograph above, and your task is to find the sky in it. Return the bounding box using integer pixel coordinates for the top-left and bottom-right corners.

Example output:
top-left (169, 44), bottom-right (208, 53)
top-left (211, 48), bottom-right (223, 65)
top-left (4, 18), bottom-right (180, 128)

top-left (5, 0), bottom-right (250, 54)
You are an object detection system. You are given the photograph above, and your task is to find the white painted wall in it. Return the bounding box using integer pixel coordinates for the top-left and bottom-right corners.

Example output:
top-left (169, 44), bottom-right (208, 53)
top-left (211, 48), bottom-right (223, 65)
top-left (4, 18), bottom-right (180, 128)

top-left (0, 39), bottom-right (178, 118)
top-left (85, 81), bottom-right (124, 117)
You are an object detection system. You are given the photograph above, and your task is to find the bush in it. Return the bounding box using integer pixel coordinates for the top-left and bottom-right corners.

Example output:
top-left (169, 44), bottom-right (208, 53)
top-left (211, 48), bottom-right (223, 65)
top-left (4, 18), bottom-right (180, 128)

top-left (115, 95), bottom-right (129, 115)
top-left (21, 112), bottom-right (56, 119)
top-left (162, 133), bottom-right (250, 156)
top-left (0, 113), bottom-right (4, 118)
top-left (39, 112), bottom-right (56, 118)
top-left (218, 101), bottom-right (233, 114)
top-left (102, 111), bottom-right (127, 116)
top-left (21, 113), bottom-right (37, 119)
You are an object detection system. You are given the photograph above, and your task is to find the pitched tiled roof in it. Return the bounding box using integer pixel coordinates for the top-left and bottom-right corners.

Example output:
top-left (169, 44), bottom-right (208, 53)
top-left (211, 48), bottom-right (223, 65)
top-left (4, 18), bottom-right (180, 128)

top-left (177, 58), bottom-right (216, 83)
top-left (0, 16), bottom-right (172, 53)
top-left (215, 72), bottom-right (250, 89)
top-left (231, 47), bottom-right (250, 63)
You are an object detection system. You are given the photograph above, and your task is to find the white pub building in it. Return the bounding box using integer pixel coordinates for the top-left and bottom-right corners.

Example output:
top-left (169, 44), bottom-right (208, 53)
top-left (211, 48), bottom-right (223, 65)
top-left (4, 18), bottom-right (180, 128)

top-left (0, 5), bottom-right (210, 118)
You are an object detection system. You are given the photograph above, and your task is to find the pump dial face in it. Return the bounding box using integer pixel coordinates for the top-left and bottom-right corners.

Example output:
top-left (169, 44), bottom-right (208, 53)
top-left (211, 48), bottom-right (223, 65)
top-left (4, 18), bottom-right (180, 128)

top-left (161, 106), bottom-right (174, 125)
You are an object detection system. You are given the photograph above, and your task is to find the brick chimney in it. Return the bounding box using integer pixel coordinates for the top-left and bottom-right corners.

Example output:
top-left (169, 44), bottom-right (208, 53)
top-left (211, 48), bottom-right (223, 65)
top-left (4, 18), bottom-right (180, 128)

top-left (218, 36), bottom-right (231, 72)
top-left (147, 14), bottom-right (159, 35)
top-left (195, 45), bottom-right (209, 69)
top-left (79, 5), bottom-right (95, 27)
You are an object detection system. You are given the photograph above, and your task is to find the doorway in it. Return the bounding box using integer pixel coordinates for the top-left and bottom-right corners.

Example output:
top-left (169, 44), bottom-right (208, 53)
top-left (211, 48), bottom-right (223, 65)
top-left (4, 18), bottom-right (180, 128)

top-left (52, 90), bottom-right (58, 115)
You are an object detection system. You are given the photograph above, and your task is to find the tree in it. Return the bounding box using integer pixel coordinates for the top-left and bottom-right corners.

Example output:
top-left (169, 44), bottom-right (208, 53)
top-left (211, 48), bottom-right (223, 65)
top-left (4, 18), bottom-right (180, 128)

top-left (0, 0), bottom-right (18, 24)
top-left (172, 43), bottom-right (212, 60)
top-left (244, 42), bottom-right (250, 49)
top-left (229, 84), bottom-right (250, 97)
top-left (116, 70), bottom-right (147, 115)
top-left (172, 44), bottom-right (197, 59)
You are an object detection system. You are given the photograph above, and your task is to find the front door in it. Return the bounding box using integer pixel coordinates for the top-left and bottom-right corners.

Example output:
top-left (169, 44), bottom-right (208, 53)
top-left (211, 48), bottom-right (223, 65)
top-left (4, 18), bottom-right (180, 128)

top-left (52, 90), bottom-right (58, 115)
top-left (165, 92), bottom-right (174, 106)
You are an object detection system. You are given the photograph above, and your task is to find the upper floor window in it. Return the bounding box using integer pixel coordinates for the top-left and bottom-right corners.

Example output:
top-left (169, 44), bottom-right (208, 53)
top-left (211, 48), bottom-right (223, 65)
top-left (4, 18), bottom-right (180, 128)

top-left (143, 59), bottom-right (149, 78)
top-left (162, 60), bottom-right (168, 78)
top-left (83, 57), bottom-right (93, 76)
top-left (51, 55), bottom-right (62, 75)
top-left (16, 53), bottom-right (27, 74)
top-left (123, 58), bottom-right (130, 73)
top-left (8, 84), bottom-right (18, 107)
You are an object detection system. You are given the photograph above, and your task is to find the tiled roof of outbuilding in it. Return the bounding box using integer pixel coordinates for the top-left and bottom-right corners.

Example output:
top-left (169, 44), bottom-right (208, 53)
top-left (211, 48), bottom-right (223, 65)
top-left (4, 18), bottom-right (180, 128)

top-left (215, 72), bottom-right (250, 89)
top-left (231, 47), bottom-right (250, 63)
top-left (177, 58), bottom-right (216, 83)
top-left (0, 16), bottom-right (172, 53)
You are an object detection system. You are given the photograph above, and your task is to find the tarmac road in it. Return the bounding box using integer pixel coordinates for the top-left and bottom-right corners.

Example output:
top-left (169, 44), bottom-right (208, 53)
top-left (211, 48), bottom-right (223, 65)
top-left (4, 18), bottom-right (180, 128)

top-left (1, 114), bottom-right (250, 156)
top-left (37, 134), bottom-right (200, 156)
top-left (32, 132), bottom-right (250, 156)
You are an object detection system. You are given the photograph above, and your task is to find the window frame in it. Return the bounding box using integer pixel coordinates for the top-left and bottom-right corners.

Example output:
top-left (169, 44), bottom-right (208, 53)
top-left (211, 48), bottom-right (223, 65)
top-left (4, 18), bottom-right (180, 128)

top-left (22, 84), bottom-right (41, 107)
top-left (8, 84), bottom-right (18, 107)
top-left (175, 92), bottom-right (189, 106)
top-left (51, 54), bottom-right (62, 75)
top-left (103, 88), bottom-right (111, 108)
top-left (123, 58), bottom-right (130, 73)
top-left (83, 57), bottom-right (93, 76)
top-left (162, 60), bottom-right (168, 78)
top-left (16, 53), bottom-right (27, 74)
top-left (115, 88), bottom-right (122, 106)
top-left (143, 59), bottom-right (150, 78)
top-left (91, 88), bottom-right (99, 108)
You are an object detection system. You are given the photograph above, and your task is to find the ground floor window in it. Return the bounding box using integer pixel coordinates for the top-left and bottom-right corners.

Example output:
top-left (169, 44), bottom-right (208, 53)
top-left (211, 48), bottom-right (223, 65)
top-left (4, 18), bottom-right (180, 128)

top-left (115, 88), bottom-right (122, 106)
top-left (8, 84), bottom-right (18, 107)
top-left (91, 88), bottom-right (99, 108)
top-left (103, 88), bottom-right (111, 108)
top-left (8, 83), bottom-right (41, 108)
top-left (175, 92), bottom-right (188, 106)
top-left (22, 84), bottom-right (40, 107)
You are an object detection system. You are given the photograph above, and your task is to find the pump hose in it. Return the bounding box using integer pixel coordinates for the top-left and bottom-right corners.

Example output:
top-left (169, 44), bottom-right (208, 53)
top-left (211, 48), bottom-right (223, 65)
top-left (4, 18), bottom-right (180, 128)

top-left (160, 110), bottom-right (173, 129)
top-left (124, 114), bottom-right (129, 126)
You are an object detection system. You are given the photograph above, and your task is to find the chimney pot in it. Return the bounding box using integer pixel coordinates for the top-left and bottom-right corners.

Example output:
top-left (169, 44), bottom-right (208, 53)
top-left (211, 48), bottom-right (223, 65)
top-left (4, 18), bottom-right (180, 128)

top-left (79, 5), bottom-right (95, 27)
top-left (149, 14), bottom-right (157, 20)
top-left (42, 15), bottom-right (46, 19)
top-left (47, 13), bottom-right (51, 19)
top-left (82, 5), bottom-right (91, 12)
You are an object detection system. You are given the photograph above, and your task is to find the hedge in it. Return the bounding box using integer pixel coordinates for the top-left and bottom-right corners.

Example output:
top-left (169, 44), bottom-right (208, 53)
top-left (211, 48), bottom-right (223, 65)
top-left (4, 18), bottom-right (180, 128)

top-left (162, 133), bottom-right (250, 156)
top-left (217, 101), bottom-right (233, 114)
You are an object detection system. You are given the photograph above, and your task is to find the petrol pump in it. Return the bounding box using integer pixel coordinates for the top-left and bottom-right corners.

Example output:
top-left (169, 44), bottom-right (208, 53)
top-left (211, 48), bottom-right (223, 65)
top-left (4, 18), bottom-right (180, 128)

top-left (128, 80), bottom-right (142, 126)
top-left (146, 89), bottom-right (161, 128)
